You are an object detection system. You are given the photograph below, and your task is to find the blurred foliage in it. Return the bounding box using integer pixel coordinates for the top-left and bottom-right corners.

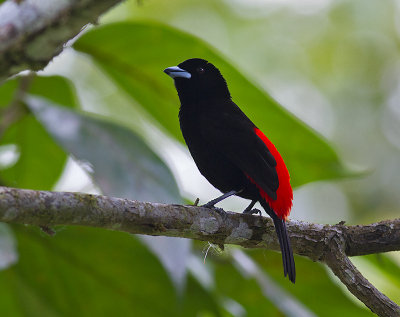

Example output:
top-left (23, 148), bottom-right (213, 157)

top-left (0, 225), bottom-right (220, 317)
top-left (0, 76), bottom-right (77, 190)
top-left (249, 248), bottom-right (374, 316)
top-left (0, 0), bottom-right (399, 316)
top-left (27, 95), bottom-right (181, 204)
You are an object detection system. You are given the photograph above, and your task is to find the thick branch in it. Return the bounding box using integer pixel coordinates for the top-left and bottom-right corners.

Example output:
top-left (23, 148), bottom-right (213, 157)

top-left (0, 186), bottom-right (399, 316)
top-left (345, 221), bottom-right (400, 256)
top-left (0, 0), bottom-right (124, 81)
top-left (0, 186), bottom-right (398, 257)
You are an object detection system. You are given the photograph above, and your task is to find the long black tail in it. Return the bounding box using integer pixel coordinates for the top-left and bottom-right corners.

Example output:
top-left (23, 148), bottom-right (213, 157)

top-left (260, 201), bottom-right (296, 283)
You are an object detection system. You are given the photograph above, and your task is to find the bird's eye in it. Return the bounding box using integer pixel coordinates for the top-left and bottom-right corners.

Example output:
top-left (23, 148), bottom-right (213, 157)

top-left (197, 67), bottom-right (205, 74)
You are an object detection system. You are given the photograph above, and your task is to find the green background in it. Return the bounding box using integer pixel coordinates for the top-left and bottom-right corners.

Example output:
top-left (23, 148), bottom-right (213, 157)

top-left (0, 0), bottom-right (399, 315)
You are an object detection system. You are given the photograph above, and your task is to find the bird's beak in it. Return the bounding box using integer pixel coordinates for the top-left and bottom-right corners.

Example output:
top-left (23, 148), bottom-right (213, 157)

top-left (163, 66), bottom-right (191, 79)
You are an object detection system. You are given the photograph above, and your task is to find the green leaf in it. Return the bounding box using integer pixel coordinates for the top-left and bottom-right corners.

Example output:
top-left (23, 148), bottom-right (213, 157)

top-left (0, 79), bottom-right (18, 108)
top-left (0, 75), bottom-right (78, 109)
top-left (27, 95), bottom-right (181, 204)
top-left (214, 253), bottom-right (281, 316)
top-left (74, 22), bottom-right (350, 187)
top-left (28, 75), bottom-right (79, 109)
top-left (0, 115), bottom-right (66, 190)
top-left (0, 225), bottom-right (221, 317)
top-left (0, 75), bottom-right (76, 190)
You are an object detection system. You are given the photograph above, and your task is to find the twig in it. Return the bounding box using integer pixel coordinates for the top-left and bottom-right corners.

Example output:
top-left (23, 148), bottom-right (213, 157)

top-left (0, 186), bottom-right (399, 316)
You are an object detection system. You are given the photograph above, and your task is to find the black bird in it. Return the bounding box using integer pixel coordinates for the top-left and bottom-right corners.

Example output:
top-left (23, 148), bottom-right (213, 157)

top-left (164, 58), bottom-right (295, 283)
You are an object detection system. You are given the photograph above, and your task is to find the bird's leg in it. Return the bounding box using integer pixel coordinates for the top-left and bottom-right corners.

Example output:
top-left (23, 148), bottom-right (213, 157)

top-left (202, 190), bottom-right (240, 209)
top-left (243, 200), bottom-right (256, 213)
top-left (242, 200), bottom-right (262, 216)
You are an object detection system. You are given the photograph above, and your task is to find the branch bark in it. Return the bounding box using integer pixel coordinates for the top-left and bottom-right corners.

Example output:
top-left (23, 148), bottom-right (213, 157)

top-left (0, 186), bottom-right (399, 316)
top-left (325, 234), bottom-right (400, 317)
top-left (0, 0), bottom-right (124, 82)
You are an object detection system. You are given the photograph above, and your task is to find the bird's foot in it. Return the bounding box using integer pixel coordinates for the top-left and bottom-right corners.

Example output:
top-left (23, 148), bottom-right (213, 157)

top-left (202, 201), bottom-right (215, 209)
top-left (201, 202), bottom-right (226, 214)
top-left (243, 208), bottom-right (262, 216)
top-left (213, 206), bottom-right (227, 215)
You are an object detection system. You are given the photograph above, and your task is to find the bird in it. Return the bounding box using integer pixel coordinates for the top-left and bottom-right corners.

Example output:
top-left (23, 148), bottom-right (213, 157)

top-left (164, 58), bottom-right (295, 283)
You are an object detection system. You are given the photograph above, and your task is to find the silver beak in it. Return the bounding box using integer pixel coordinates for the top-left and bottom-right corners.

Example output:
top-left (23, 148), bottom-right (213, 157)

top-left (164, 66), bottom-right (191, 79)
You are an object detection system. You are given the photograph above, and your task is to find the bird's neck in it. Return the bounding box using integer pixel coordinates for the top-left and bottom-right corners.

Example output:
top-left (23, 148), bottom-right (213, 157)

top-left (175, 84), bottom-right (230, 106)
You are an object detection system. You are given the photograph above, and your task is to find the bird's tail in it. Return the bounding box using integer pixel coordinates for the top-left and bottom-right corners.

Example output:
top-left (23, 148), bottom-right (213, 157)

top-left (260, 201), bottom-right (296, 283)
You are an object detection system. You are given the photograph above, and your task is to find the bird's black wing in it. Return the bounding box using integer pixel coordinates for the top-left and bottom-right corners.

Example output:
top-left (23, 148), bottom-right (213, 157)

top-left (199, 101), bottom-right (279, 200)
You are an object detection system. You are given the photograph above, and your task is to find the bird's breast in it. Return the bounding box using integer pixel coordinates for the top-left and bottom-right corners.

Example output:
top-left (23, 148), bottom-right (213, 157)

top-left (178, 104), bottom-right (254, 196)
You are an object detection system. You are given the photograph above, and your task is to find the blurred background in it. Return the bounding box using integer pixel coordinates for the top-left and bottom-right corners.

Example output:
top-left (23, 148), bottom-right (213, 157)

top-left (0, 0), bottom-right (399, 315)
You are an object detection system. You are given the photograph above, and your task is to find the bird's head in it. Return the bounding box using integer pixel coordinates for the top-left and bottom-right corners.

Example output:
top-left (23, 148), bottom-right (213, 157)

top-left (164, 58), bottom-right (230, 103)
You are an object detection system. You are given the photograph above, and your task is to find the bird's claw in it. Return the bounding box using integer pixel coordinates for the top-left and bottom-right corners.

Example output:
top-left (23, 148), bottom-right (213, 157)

top-left (213, 206), bottom-right (226, 214)
top-left (201, 203), bottom-right (226, 214)
top-left (243, 208), bottom-right (262, 216)
top-left (202, 202), bottom-right (215, 209)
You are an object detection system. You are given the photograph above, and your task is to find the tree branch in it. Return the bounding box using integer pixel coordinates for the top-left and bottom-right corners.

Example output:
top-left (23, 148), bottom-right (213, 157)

top-left (325, 234), bottom-right (400, 317)
top-left (0, 0), bottom-right (125, 82)
top-left (0, 186), bottom-right (399, 316)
